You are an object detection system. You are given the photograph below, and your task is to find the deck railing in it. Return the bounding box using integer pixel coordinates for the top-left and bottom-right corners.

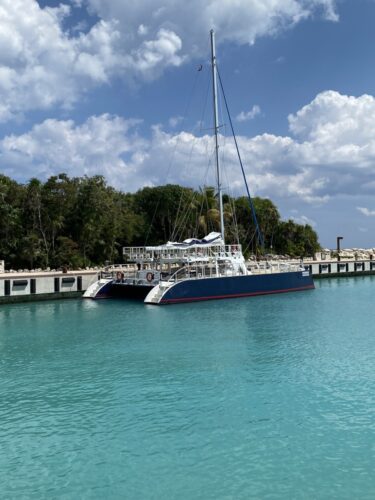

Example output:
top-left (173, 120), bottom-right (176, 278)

top-left (123, 244), bottom-right (243, 263)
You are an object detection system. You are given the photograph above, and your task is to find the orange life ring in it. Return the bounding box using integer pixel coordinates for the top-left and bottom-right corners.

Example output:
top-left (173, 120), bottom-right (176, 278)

top-left (146, 272), bottom-right (154, 282)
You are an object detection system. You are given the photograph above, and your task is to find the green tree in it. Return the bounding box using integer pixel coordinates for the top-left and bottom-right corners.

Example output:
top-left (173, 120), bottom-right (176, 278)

top-left (22, 178), bottom-right (50, 268)
top-left (41, 174), bottom-right (79, 267)
top-left (0, 174), bottom-right (321, 268)
top-left (134, 184), bottom-right (199, 244)
top-left (0, 175), bottom-right (25, 268)
top-left (274, 220), bottom-right (320, 257)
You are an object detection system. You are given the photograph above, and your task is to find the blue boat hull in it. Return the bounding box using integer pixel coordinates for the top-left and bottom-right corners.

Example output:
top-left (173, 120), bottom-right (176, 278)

top-left (159, 271), bottom-right (314, 304)
top-left (95, 281), bottom-right (153, 300)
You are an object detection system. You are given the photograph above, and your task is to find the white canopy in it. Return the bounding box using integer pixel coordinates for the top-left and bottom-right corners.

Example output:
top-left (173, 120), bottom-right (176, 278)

top-left (146, 232), bottom-right (224, 251)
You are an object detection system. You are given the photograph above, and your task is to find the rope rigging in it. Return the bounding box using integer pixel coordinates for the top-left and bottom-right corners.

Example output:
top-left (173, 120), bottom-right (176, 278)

top-left (216, 65), bottom-right (265, 251)
top-left (145, 65), bottom-right (204, 245)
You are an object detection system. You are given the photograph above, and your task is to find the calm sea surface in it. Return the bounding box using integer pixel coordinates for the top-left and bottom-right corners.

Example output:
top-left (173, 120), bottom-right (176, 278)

top-left (0, 276), bottom-right (374, 499)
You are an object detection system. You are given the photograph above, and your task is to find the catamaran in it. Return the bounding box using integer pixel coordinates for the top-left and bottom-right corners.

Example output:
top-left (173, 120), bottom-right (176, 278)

top-left (83, 31), bottom-right (314, 304)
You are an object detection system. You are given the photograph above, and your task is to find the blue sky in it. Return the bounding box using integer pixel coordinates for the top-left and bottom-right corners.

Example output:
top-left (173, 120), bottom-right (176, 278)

top-left (2, 0), bottom-right (375, 248)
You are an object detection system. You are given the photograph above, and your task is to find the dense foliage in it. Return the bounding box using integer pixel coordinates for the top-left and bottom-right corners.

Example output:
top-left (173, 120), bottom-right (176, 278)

top-left (0, 174), bottom-right (320, 269)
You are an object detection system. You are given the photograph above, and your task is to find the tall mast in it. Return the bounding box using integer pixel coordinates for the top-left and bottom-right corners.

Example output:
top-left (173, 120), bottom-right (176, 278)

top-left (210, 29), bottom-right (225, 242)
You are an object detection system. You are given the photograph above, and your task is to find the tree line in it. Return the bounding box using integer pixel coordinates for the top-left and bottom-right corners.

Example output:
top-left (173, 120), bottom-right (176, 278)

top-left (0, 173), bottom-right (320, 270)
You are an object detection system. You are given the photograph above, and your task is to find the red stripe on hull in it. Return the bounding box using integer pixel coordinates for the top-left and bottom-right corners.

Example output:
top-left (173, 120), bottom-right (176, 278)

top-left (159, 284), bottom-right (315, 304)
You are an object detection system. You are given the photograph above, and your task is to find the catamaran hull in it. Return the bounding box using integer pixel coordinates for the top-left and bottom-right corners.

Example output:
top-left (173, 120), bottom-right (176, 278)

top-left (84, 280), bottom-right (154, 300)
top-left (148, 271), bottom-right (314, 304)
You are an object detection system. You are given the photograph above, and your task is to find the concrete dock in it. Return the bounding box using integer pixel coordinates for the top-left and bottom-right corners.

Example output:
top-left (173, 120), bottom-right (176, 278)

top-left (0, 270), bottom-right (99, 304)
top-left (306, 259), bottom-right (375, 278)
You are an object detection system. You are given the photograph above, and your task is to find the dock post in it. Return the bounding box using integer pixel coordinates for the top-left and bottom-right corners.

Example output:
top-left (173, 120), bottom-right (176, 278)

top-left (337, 236), bottom-right (343, 262)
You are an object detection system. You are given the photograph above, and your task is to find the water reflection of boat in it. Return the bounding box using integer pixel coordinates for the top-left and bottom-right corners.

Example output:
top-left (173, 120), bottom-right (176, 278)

top-left (84, 31), bottom-right (314, 304)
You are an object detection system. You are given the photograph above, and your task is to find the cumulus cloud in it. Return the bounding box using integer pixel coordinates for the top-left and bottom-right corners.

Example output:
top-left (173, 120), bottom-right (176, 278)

top-left (123, 28), bottom-right (184, 80)
top-left (286, 91), bottom-right (375, 200)
top-left (318, 0), bottom-right (339, 21)
top-left (289, 90), bottom-right (375, 145)
top-left (0, 1), bottom-right (184, 121)
top-left (0, 0), bottom-right (123, 121)
top-left (0, 0), bottom-right (338, 121)
top-left (357, 207), bottom-right (375, 217)
top-left (83, 0), bottom-right (338, 48)
top-left (236, 105), bottom-right (261, 122)
top-left (291, 214), bottom-right (317, 227)
top-left (169, 116), bottom-right (184, 128)
top-left (4, 89), bottom-right (375, 206)
top-left (0, 114), bottom-right (146, 188)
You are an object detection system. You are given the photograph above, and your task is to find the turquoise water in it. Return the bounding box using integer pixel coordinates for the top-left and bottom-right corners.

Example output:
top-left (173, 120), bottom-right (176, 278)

top-left (0, 277), bottom-right (374, 499)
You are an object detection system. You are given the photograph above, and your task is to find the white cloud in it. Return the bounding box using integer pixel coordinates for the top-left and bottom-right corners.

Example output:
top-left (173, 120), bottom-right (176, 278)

top-left (0, 114), bottom-right (146, 188)
top-left (83, 0), bottom-right (338, 48)
top-left (236, 105), bottom-right (261, 122)
top-left (289, 91), bottom-right (375, 145)
top-left (0, 1), bottom-right (185, 122)
top-left (0, 0), bottom-right (123, 121)
top-left (124, 29), bottom-right (184, 80)
top-left (286, 91), bottom-right (375, 201)
top-left (137, 24), bottom-right (149, 36)
top-left (169, 116), bottom-right (184, 128)
top-left (0, 0), bottom-right (339, 121)
top-left (4, 89), bottom-right (375, 206)
top-left (275, 56), bottom-right (286, 64)
top-left (357, 207), bottom-right (375, 217)
top-left (318, 0), bottom-right (339, 21)
top-left (46, 3), bottom-right (72, 23)
top-left (291, 214), bottom-right (317, 227)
